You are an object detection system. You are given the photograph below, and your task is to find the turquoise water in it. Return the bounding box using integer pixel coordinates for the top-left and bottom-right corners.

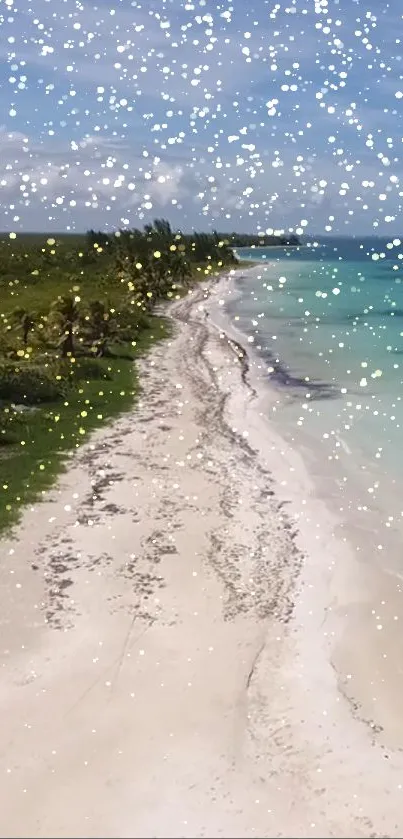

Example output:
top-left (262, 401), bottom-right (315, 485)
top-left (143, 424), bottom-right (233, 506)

top-left (226, 239), bottom-right (403, 555)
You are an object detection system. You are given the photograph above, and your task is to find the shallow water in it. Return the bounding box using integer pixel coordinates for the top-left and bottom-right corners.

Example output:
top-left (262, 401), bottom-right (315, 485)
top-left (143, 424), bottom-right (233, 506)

top-left (228, 239), bottom-right (403, 568)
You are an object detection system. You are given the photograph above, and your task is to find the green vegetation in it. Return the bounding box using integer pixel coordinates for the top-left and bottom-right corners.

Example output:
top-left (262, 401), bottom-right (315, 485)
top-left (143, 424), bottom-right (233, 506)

top-left (224, 232), bottom-right (301, 248)
top-left (0, 220), bottom-right (238, 533)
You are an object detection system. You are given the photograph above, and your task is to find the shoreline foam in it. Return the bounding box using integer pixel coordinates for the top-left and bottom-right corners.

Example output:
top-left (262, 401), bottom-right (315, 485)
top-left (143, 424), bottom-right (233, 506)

top-left (1, 275), bottom-right (403, 837)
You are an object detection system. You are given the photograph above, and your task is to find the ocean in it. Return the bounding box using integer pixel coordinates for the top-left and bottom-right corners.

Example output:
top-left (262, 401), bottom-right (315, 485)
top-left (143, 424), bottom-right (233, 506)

top-left (226, 238), bottom-right (403, 567)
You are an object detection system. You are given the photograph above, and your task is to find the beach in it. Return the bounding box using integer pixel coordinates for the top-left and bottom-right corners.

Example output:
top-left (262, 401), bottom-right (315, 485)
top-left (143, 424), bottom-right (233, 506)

top-left (2, 269), bottom-right (403, 838)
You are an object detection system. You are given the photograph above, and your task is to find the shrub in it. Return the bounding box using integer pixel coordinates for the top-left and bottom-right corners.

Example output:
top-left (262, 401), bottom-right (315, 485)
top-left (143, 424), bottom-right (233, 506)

top-left (61, 357), bottom-right (111, 381)
top-left (0, 361), bottom-right (67, 403)
top-left (0, 404), bottom-right (26, 445)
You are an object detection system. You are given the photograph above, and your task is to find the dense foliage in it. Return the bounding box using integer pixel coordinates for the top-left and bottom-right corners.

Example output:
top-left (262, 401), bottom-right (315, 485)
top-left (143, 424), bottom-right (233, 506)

top-left (0, 220), bottom-right (238, 530)
top-left (225, 232), bottom-right (301, 247)
top-left (0, 219), bottom-right (237, 383)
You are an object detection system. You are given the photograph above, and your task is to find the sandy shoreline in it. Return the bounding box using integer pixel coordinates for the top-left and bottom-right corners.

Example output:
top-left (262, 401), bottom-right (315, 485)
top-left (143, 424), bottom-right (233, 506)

top-left (2, 272), bottom-right (403, 837)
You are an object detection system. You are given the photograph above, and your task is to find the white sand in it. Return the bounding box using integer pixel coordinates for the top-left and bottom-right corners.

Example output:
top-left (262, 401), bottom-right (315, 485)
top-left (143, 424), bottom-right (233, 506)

top-left (2, 273), bottom-right (403, 838)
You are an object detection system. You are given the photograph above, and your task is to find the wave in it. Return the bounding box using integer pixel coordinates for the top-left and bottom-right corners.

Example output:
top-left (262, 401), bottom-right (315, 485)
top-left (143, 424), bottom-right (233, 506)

top-left (348, 308), bottom-right (403, 320)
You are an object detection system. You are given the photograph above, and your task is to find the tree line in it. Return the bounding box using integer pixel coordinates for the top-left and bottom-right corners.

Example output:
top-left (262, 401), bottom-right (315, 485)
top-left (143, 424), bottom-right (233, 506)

top-left (225, 232), bottom-right (301, 248)
top-left (0, 220), bottom-right (238, 416)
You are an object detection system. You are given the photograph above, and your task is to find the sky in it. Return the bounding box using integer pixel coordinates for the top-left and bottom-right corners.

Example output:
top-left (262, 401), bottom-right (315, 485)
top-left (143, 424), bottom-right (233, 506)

top-left (0, 0), bottom-right (403, 235)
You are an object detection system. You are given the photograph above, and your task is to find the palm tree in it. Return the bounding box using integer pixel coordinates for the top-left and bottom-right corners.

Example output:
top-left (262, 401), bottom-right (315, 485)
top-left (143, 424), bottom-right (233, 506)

top-left (170, 252), bottom-right (192, 286)
top-left (50, 295), bottom-right (80, 357)
top-left (140, 259), bottom-right (159, 311)
top-left (82, 300), bottom-right (116, 357)
top-left (153, 218), bottom-right (172, 238)
top-left (10, 307), bottom-right (35, 346)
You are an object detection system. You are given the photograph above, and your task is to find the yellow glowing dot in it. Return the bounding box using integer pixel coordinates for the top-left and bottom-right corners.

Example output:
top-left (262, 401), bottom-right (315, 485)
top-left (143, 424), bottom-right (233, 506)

top-left (135, 262), bottom-right (142, 269)
top-left (169, 244), bottom-right (177, 251)
top-left (21, 440), bottom-right (26, 446)
top-left (17, 349), bottom-right (25, 357)
top-left (3, 484), bottom-right (8, 490)
top-left (39, 464), bottom-right (45, 470)
top-left (6, 505), bottom-right (11, 511)
top-left (9, 232), bottom-right (16, 239)
top-left (54, 415), bottom-right (60, 422)
top-left (47, 238), bottom-right (55, 245)
top-left (80, 410), bottom-right (87, 417)
top-left (154, 250), bottom-right (161, 258)
top-left (79, 427), bottom-right (86, 435)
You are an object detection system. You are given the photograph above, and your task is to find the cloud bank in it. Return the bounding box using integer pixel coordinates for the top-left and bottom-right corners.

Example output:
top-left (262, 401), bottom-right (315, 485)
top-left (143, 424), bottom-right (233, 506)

top-left (0, 0), bottom-right (402, 234)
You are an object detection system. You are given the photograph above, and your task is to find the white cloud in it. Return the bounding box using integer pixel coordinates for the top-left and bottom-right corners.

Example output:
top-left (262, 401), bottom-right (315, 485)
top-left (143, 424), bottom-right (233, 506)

top-left (1, 0), bottom-right (403, 232)
top-left (0, 128), bottom-right (205, 229)
top-left (1, 124), bottom-right (402, 234)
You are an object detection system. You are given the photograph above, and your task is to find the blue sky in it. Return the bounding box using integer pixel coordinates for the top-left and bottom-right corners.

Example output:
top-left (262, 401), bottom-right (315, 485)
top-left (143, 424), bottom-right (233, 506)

top-left (0, 0), bottom-right (402, 234)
